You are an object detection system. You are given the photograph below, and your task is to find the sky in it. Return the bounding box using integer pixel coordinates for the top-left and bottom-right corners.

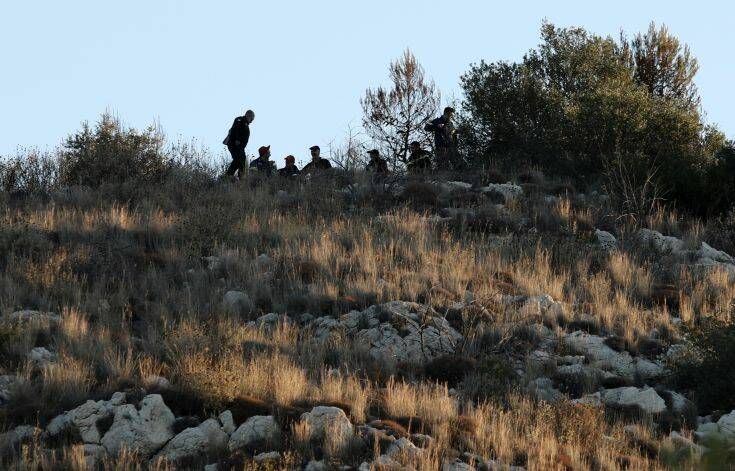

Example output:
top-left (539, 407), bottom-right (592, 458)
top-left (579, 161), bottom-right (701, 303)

top-left (1, 1), bottom-right (733, 166)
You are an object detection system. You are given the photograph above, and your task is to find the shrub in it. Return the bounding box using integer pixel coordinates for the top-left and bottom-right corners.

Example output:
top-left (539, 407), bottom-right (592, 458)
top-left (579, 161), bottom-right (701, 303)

top-left (0, 150), bottom-right (59, 196)
top-left (670, 314), bottom-right (735, 412)
top-left (58, 113), bottom-right (170, 187)
top-left (459, 354), bottom-right (518, 404)
top-left (424, 354), bottom-right (476, 386)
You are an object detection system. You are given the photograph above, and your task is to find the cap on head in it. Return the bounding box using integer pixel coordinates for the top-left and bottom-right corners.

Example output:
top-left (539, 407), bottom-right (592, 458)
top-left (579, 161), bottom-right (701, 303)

top-left (368, 149), bottom-right (380, 156)
top-left (258, 145), bottom-right (270, 156)
top-left (245, 109), bottom-right (255, 117)
top-left (444, 106), bottom-right (455, 114)
top-left (285, 155), bottom-right (295, 163)
top-left (309, 145), bottom-right (320, 152)
top-left (410, 141), bottom-right (421, 147)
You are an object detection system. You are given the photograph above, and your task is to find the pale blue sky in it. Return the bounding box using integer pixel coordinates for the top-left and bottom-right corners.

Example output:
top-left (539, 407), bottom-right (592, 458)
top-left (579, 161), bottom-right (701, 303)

top-left (1, 1), bottom-right (733, 166)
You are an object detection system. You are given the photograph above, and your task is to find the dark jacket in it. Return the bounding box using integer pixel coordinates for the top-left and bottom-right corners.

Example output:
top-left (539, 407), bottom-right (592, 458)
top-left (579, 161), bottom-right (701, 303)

top-left (226, 116), bottom-right (250, 148)
top-left (249, 157), bottom-right (276, 176)
top-left (366, 157), bottom-right (389, 173)
top-left (278, 164), bottom-right (300, 178)
top-left (425, 116), bottom-right (457, 149)
top-left (407, 149), bottom-right (432, 172)
top-left (302, 158), bottom-right (332, 173)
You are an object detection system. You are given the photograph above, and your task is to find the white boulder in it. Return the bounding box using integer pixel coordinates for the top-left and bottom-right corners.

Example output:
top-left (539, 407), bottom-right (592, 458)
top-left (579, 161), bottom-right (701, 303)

top-left (101, 394), bottom-right (175, 458)
top-left (227, 415), bottom-right (282, 452)
top-left (600, 387), bottom-right (666, 414)
top-left (595, 230), bottom-right (617, 253)
top-left (300, 406), bottom-right (353, 449)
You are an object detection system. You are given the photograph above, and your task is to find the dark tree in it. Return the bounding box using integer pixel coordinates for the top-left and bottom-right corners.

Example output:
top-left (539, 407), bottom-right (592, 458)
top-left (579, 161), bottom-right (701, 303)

top-left (361, 50), bottom-right (440, 168)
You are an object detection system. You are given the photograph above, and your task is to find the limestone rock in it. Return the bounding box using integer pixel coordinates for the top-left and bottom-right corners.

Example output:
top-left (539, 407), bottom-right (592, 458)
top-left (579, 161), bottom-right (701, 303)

top-left (595, 230), bottom-right (617, 253)
top-left (223, 290), bottom-right (253, 314)
top-left (47, 392), bottom-right (126, 444)
top-left (101, 394), bottom-right (175, 458)
top-left (28, 347), bottom-right (57, 369)
top-left (154, 427), bottom-right (208, 464)
top-left (717, 410), bottom-right (735, 439)
top-left (227, 415), bottom-right (282, 452)
top-left (564, 331), bottom-right (663, 381)
top-left (300, 406), bottom-right (353, 449)
top-left (600, 387), bottom-right (666, 414)
top-left (218, 410), bottom-right (235, 435)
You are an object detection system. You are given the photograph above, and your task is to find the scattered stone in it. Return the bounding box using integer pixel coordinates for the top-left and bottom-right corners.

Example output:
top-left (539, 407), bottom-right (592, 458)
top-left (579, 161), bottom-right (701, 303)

top-left (153, 426), bottom-right (209, 464)
top-left (479, 183), bottom-right (523, 202)
top-left (595, 230), bottom-right (617, 253)
top-left (600, 387), bottom-right (666, 415)
top-left (47, 392), bottom-right (126, 444)
top-left (305, 459), bottom-right (328, 471)
top-left (717, 410), bottom-right (735, 439)
top-left (442, 459), bottom-right (476, 471)
top-left (218, 410), bottom-right (235, 435)
top-left (143, 375), bottom-right (171, 391)
top-left (0, 375), bottom-right (19, 405)
top-left (564, 331), bottom-right (663, 381)
top-left (227, 415), bottom-right (282, 452)
top-left (386, 437), bottom-right (423, 461)
top-left (300, 406), bottom-right (353, 449)
top-left (5, 310), bottom-right (60, 325)
top-left (101, 394), bottom-right (175, 458)
top-left (254, 451), bottom-right (281, 463)
top-left (223, 290), bottom-right (253, 314)
top-left (27, 346), bottom-right (57, 369)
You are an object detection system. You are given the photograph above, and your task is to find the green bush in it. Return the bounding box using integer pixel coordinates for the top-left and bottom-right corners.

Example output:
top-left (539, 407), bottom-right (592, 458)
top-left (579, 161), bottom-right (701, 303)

top-left (459, 21), bottom-right (730, 215)
top-left (670, 314), bottom-right (735, 412)
top-left (59, 113), bottom-right (170, 187)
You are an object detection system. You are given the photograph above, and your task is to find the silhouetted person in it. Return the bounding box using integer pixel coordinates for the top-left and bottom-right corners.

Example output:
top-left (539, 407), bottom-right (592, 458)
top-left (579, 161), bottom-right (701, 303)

top-left (302, 145), bottom-right (332, 173)
top-left (278, 155), bottom-right (300, 178)
top-left (366, 149), bottom-right (389, 173)
top-left (407, 141), bottom-right (432, 173)
top-left (249, 145), bottom-right (276, 176)
top-left (224, 109), bottom-right (255, 178)
top-left (425, 107), bottom-right (458, 170)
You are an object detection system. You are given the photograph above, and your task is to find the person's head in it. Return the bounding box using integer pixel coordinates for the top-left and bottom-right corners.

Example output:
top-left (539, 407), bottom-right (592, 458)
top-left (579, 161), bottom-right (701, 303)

top-left (258, 145), bottom-right (271, 159)
top-left (443, 106), bottom-right (455, 119)
top-left (285, 155), bottom-right (295, 166)
top-left (410, 141), bottom-right (421, 152)
top-left (244, 110), bottom-right (255, 123)
top-left (309, 145), bottom-right (320, 159)
top-left (368, 149), bottom-right (380, 160)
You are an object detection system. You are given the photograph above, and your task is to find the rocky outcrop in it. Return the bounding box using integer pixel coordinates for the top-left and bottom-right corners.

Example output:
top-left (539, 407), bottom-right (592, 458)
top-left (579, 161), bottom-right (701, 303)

top-left (599, 387), bottom-right (667, 414)
top-left (313, 301), bottom-right (462, 365)
top-left (639, 228), bottom-right (735, 276)
top-left (47, 392), bottom-right (127, 444)
top-left (563, 331), bottom-right (663, 381)
top-left (100, 394), bottom-right (175, 458)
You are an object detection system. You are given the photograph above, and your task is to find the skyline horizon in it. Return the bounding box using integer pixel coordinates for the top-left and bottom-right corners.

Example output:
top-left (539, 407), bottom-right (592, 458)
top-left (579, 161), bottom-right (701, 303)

top-left (2, 1), bottom-right (733, 165)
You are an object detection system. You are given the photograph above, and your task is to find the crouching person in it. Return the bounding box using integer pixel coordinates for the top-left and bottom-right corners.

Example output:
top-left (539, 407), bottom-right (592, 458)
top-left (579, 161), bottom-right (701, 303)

top-left (278, 155), bottom-right (300, 178)
top-left (250, 145), bottom-right (276, 176)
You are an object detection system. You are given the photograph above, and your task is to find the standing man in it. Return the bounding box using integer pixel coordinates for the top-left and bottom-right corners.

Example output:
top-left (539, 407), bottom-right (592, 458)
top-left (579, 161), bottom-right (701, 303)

top-left (249, 145), bottom-right (276, 176)
top-left (366, 149), bottom-right (389, 173)
top-left (224, 109), bottom-right (255, 178)
top-left (425, 107), bottom-right (458, 170)
top-left (301, 145), bottom-right (332, 173)
top-left (407, 141), bottom-right (432, 173)
top-left (278, 155), bottom-right (300, 178)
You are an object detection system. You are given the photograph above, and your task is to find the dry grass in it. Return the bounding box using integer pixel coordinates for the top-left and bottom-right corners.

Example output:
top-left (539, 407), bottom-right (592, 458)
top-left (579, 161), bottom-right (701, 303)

top-left (0, 173), bottom-right (732, 469)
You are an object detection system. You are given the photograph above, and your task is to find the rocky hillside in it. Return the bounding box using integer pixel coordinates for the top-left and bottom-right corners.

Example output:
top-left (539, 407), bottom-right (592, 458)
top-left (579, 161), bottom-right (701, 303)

top-left (0, 170), bottom-right (734, 470)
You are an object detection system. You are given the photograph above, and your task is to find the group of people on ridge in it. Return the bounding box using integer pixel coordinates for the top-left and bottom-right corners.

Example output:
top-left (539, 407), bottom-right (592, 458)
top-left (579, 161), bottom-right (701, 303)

top-left (222, 107), bottom-right (458, 179)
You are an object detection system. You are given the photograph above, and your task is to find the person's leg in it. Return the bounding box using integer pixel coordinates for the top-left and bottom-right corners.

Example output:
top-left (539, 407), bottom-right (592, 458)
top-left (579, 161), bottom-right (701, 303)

top-left (234, 147), bottom-right (246, 178)
top-left (225, 145), bottom-right (240, 176)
